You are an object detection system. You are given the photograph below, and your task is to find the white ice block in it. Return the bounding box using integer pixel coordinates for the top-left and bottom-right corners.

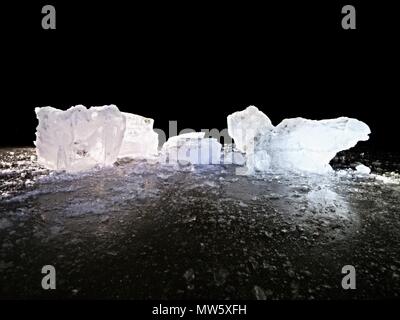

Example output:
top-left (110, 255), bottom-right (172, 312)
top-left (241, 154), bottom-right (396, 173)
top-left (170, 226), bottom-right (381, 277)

top-left (355, 164), bottom-right (371, 175)
top-left (228, 106), bottom-right (371, 174)
top-left (227, 106), bottom-right (273, 153)
top-left (161, 132), bottom-right (222, 165)
top-left (118, 112), bottom-right (159, 159)
top-left (35, 105), bottom-right (126, 172)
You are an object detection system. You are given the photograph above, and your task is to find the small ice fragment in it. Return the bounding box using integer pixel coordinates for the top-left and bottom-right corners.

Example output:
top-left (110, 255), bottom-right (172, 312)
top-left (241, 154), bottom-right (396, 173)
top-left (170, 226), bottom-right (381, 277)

top-left (0, 218), bottom-right (12, 230)
top-left (375, 174), bottom-right (400, 185)
top-left (336, 169), bottom-right (352, 177)
top-left (35, 105), bottom-right (126, 172)
top-left (118, 112), bottom-right (159, 159)
top-left (253, 285), bottom-right (267, 300)
top-left (161, 132), bottom-right (222, 165)
top-left (355, 164), bottom-right (371, 175)
top-left (183, 268), bottom-right (195, 281)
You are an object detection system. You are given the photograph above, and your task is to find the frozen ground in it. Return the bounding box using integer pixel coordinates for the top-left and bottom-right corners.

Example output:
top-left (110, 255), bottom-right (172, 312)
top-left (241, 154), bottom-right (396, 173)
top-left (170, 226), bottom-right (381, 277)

top-left (0, 147), bottom-right (400, 299)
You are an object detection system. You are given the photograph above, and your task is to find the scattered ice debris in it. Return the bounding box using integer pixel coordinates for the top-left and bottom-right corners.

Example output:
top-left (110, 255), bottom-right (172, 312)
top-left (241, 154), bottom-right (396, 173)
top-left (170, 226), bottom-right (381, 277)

top-left (227, 106), bottom-right (371, 174)
top-left (0, 260), bottom-right (14, 272)
top-left (375, 173), bottom-right (400, 185)
top-left (307, 187), bottom-right (349, 218)
top-left (355, 164), bottom-right (371, 175)
top-left (183, 268), bottom-right (195, 281)
top-left (253, 285), bottom-right (268, 300)
top-left (118, 112), bottom-right (159, 159)
top-left (161, 132), bottom-right (222, 165)
top-left (0, 218), bottom-right (12, 230)
top-left (336, 169), bottom-right (353, 177)
top-left (1, 146), bottom-right (400, 299)
top-left (35, 105), bottom-right (126, 172)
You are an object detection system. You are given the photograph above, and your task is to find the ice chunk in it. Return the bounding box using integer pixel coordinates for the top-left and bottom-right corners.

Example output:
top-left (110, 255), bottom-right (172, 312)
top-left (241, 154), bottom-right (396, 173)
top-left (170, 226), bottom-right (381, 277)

top-left (35, 105), bottom-right (126, 172)
top-left (161, 132), bottom-right (222, 165)
top-left (355, 164), bottom-right (371, 175)
top-left (118, 112), bottom-right (159, 158)
top-left (227, 106), bottom-right (273, 153)
top-left (227, 107), bottom-right (371, 174)
top-left (256, 117), bottom-right (370, 173)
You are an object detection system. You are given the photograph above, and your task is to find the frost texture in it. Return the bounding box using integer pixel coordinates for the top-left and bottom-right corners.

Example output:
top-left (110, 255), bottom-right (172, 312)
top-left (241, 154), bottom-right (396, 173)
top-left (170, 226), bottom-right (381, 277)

top-left (118, 112), bottom-right (159, 158)
top-left (228, 106), bottom-right (371, 174)
top-left (161, 132), bottom-right (222, 165)
top-left (35, 105), bottom-right (126, 172)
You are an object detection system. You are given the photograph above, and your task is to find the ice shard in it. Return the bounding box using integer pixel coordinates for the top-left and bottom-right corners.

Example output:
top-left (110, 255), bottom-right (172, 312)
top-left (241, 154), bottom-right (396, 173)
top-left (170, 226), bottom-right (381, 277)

top-left (227, 107), bottom-right (371, 174)
top-left (161, 132), bottom-right (222, 165)
top-left (118, 112), bottom-right (159, 159)
top-left (35, 105), bottom-right (126, 172)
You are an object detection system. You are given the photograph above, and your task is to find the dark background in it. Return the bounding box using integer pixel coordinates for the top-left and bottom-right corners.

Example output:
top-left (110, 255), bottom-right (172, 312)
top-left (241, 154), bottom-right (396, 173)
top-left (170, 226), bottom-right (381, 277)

top-left (1, 1), bottom-right (399, 150)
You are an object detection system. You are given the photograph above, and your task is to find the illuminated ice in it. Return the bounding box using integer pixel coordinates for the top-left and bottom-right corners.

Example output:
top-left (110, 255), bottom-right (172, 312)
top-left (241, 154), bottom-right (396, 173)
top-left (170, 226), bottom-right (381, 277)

top-left (35, 105), bottom-right (126, 172)
top-left (227, 106), bottom-right (273, 153)
top-left (161, 132), bottom-right (222, 165)
top-left (223, 150), bottom-right (246, 165)
top-left (356, 164), bottom-right (371, 175)
top-left (118, 112), bottom-right (159, 159)
top-left (228, 107), bottom-right (371, 174)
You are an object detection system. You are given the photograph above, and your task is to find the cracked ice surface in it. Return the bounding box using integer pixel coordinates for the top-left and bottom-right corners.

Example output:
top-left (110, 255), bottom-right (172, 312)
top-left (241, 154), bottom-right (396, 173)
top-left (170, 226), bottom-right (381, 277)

top-left (228, 106), bottom-right (371, 174)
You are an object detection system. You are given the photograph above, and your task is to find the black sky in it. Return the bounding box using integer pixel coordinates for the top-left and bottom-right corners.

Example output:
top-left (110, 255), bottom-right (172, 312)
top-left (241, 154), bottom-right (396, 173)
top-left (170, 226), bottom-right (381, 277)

top-left (1, 1), bottom-right (399, 150)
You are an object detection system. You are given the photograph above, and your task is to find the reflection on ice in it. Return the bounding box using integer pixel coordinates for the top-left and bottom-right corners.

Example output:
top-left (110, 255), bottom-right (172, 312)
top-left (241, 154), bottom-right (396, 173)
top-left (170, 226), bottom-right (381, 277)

top-left (0, 147), bottom-right (399, 241)
top-left (307, 188), bottom-right (349, 218)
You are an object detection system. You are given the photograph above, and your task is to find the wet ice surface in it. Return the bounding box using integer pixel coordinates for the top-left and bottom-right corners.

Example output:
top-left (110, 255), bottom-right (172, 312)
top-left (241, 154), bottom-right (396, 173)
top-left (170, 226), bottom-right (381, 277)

top-left (1, 148), bottom-right (400, 299)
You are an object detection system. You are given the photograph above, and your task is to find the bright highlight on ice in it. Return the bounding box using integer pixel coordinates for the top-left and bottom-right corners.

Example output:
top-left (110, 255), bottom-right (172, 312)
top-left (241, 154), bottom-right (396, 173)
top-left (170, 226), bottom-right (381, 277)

top-left (228, 106), bottom-right (371, 174)
top-left (34, 105), bottom-right (371, 174)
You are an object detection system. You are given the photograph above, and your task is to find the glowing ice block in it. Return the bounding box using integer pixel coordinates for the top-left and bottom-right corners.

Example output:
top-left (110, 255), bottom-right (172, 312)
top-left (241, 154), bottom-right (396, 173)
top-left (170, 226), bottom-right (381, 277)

top-left (227, 106), bottom-right (273, 153)
top-left (161, 132), bottom-right (222, 165)
top-left (118, 112), bottom-right (159, 158)
top-left (227, 107), bottom-right (371, 174)
top-left (35, 105), bottom-right (126, 172)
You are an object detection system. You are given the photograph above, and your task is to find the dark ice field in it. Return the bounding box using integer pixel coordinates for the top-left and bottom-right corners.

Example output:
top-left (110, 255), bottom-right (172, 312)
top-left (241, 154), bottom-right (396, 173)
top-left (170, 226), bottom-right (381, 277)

top-left (0, 148), bottom-right (399, 299)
